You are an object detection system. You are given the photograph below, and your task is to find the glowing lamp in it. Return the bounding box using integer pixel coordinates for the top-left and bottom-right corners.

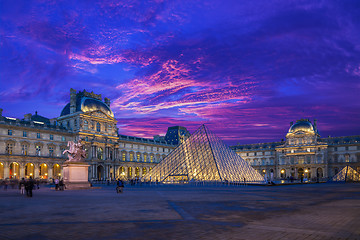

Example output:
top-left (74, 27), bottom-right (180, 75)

top-left (305, 169), bottom-right (308, 173)
top-left (280, 169), bottom-right (285, 174)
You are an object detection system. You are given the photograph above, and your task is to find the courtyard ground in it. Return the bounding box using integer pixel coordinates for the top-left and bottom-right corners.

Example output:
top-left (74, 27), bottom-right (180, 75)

top-left (0, 183), bottom-right (359, 240)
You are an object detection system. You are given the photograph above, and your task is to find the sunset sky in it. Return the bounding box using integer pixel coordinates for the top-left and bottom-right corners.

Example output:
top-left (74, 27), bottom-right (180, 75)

top-left (1, 0), bottom-right (360, 145)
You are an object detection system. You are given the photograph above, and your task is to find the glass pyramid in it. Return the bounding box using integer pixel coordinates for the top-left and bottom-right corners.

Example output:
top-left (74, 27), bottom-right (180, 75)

top-left (331, 166), bottom-right (360, 182)
top-left (144, 124), bottom-right (266, 184)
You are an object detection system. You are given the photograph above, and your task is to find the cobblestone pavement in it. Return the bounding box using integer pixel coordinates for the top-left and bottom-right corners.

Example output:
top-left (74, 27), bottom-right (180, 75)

top-left (0, 183), bottom-right (359, 240)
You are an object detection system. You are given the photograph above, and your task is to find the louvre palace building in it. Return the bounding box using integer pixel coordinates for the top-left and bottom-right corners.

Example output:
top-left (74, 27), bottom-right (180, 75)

top-left (0, 89), bottom-right (191, 181)
top-left (231, 119), bottom-right (360, 181)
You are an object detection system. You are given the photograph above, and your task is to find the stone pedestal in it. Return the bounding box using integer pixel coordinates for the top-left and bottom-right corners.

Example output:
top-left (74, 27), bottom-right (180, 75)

top-left (63, 162), bottom-right (91, 190)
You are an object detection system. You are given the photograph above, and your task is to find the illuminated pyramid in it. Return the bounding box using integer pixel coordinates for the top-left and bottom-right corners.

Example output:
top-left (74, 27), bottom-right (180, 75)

top-left (144, 124), bottom-right (266, 183)
top-left (331, 166), bottom-right (360, 182)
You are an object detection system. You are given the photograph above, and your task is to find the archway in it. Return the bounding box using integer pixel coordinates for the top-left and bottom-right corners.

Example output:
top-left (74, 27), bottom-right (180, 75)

top-left (25, 163), bottom-right (35, 178)
top-left (317, 168), bottom-right (323, 178)
top-left (39, 163), bottom-right (48, 179)
top-left (298, 168), bottom-right (304, 179)
top-left (53, 164), bottom-right (61, 179)
top-left (9, 162), bottom-right (20, 179)
top-left (119, 167), bottom-right (126, 179)
top-left (142, 167), bottom-right (147, 176)
top-left (97, 165), bottom-right (104, 180)
top-left (0, 162), bottom-right (4, 179)
top-left (128, 167), bottom-right (132, 179)
top-left (135, 167), bottom-right (140, 177)
top-left (280, 169), bottom-right (286, 179)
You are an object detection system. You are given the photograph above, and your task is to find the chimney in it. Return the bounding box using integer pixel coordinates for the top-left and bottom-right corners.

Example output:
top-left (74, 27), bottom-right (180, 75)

top-left (104, 97), bottom-right (111, 107)
top-left (24, 113), bottom-right (32, 121)
top-left (314, 119), bottom-right (317, 131)
top-left (70, 88), bottom-right (77, 114)
top-left (0, 108), bottom-right (2, 116)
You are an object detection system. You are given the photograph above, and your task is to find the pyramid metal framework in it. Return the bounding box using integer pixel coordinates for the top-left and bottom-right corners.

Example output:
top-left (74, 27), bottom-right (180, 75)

top-left (331, 166), bottom-right (360, 182)
top-left (143, 125), bottom-right (266, 183)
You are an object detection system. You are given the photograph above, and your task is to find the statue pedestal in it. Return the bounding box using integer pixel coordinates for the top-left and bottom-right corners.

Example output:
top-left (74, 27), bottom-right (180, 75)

top-left (63, 162), bottom-right (91, 190)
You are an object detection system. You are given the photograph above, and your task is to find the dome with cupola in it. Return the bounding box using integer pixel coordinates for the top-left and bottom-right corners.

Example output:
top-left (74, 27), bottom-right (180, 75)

top-left (60, 89), bottom-right (114, 118)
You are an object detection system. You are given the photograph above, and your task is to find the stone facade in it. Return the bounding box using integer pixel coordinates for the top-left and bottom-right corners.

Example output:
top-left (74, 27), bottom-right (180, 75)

top-left (231, 119), bottom-right (360, 181)
top-left (0, 89), bottom-right (175, 181)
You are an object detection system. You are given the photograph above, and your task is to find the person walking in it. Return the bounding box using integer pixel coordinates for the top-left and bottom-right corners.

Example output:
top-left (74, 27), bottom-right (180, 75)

top-left (55, 178), bottom-right (59, 191)
top-left (116, 179), bottom-right (124, 193)
top-left (25, 177), bottom-right (34, 197)
top-left (19, 178), bottom-right (26, 195)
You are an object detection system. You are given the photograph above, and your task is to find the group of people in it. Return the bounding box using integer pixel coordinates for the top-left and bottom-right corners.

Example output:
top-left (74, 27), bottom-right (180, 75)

top-left (19, 177), bottom-right (36, 197)
top-left (116, 179), bottom-right (124, 193)
top-left (54, 178), bottom-right (65, 191)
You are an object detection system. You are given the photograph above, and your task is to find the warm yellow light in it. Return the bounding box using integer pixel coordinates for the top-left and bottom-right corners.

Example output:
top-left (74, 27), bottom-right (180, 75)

top-left (45, 173), bottom-right (48, 176)
top-left (30, 163), bottom-right (33, 166)
top-left (58, 173), bottom-right (61, 176)
top-left (44, 164), bottom-right (47, 167)
top-left (14, 173), bottom-right (17, 176)
top-left (305, 169), bottom-right (308, 173)
top-left (281, 169), bottom-right (285, 174)
top-left (0, 163), bottom-right (3, 165)
top-left (262, 170), bottom-right (266, 173)
top-left (30, 173), bottom-right (33, 176)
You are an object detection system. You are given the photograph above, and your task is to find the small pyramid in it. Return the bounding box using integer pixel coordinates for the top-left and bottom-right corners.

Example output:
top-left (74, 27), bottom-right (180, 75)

top-left (144, 124), bottom-right (266, 183)
top-left (331, 166), bottom-right (360, 182)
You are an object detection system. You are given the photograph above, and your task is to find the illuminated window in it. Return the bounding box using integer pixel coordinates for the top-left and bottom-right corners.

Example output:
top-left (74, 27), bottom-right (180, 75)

top-left (6, 143), bottom-right (14, 155)
top-left (130, 153), bottom-right (134, 161)
top-left (150, 155), bottom-right (154, 162)
top-left (143, 167), bottom-right (147, 175)
top-left (137, 153), bottom-right (140, 161)
top-left (36, 145), bottom-right (41, 156)
top-left (21, 145), bottom-right (28, 155)
top-left (122, 152), bottom-right (126, 161)
top-left (144, 154), bottom-right (147, 162)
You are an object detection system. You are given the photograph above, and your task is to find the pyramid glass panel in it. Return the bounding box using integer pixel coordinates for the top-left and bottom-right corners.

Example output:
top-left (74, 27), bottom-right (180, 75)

top-left (144, 125), bottom-right (265, 183)
top-left (331, 166), bottom-right (360, 182)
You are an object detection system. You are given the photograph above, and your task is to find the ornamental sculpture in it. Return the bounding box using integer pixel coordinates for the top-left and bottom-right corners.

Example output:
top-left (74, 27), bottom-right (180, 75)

top-left (63, 140), bottom-right (86, 162)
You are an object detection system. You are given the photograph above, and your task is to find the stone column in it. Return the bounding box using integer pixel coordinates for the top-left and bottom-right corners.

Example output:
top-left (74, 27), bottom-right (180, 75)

top-left (48, 165), bottom-right (53, 179)
top-left (4, 162), bottom-right (9, 179)
top-left (20, 164), bottom-right (25, 179)
top-left (34, 164), bottom-right (39, 179)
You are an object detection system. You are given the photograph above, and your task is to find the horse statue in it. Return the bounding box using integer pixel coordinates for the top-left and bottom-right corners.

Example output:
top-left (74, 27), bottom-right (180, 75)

top-left (63, 140), bottom-right (86, 162)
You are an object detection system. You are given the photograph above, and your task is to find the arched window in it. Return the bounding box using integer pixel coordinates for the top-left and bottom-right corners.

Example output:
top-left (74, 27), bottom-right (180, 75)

top-left (84, 120), bottom-right (88, 130)
top-left (96, 122), bottom-right (101, 132)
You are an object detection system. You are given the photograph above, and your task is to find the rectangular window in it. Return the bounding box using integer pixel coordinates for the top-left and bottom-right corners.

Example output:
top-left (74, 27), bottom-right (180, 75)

top-left (62, 136), bottom-right (65, 141)
top-left (36, 145), bottom-right (41, 156)
top-left (137, 153), bottom-right (140, 161)
top-left (122, 153), bottom-right (126, 161)
top-left (49, 147), bottom-right (54, 157)
top-left (8, 129), bottom-right (12, 136)
top-left (144, 155), bottom-right (147, 162)
top-left (130, 153), bottom-right (133, 161)
top-left (37, 133), bottom-right (41, 139)
top-left (23, 131), bottom-right (27, 137)
top-left (22, 145), bottom-right (28, 155)
top-left (6, 143), bottom-right (14, 154)
top-left (50, 134), bottom-right (54, 140)
top-left (150, 155), bottom-right (154, 162)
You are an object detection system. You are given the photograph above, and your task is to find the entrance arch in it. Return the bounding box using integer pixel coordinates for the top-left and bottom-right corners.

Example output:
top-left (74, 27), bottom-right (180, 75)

top-left (0, 162), bottom-right (4, 179)
top-left (53, 164), bottom-right (61, 178)
top-left (9, 162), bottom-right (20, 179)
top-left (128, 167), bottom-right (132, 179)
top-left (280, 169), bottom-right (286, 179)
top-left (317, 168), bottom-right (323, 178)
top-left (97, 165), bottom-right (104, 180)
top-left (25, 163), bottom-right (35, 178)
top-left (135, 167), bottom-right (140, 177)
top-left (40, 163), bottom-right (48, 179)
top-left (298, 168), bottom-right (304, 179)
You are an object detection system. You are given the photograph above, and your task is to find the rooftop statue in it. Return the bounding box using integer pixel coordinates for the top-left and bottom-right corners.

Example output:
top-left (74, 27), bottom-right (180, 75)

top-left (63, 140), bottom-right (86, 162)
